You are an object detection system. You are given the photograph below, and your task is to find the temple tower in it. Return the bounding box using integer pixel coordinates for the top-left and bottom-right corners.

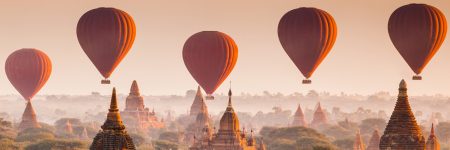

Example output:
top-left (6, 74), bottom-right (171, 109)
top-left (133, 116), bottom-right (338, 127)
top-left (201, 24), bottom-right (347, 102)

top-left (121, 80), bottom-right (164, 130)
top-left (64, 120), bottom-right (73, 134)
top-left (190, 86), bottom-right (207, 117)
top-left (367, 129), bottom-right (380, 150)
top-left (18, 102), bottom-right (41, 131)
top-left (426, 124), bottom-right (439, 150)
top-left (125, 80), bottom-right (144, 111)
top-left (292, 104), bottom-right (307, 127)
top-left (311, 102), bottom-right (328, 128)
top-left (80, 127), bottom-right (89, 140)
top-left (90, 88), bottom-right (136, 150)
top-left (354, 130), bottom-right (365, 150)
top-left (379, 80), bottom-right (426, 150)
top-left (189, 88), bottom-right (256, 150)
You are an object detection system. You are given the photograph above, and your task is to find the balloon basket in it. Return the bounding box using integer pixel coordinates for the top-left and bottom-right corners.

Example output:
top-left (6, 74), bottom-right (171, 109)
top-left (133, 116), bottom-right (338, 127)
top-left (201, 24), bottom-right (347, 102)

top-left (302, 79), bottom-right (311, 84)
top-left (412, 75), bottom-right (422, 80)
top-left (101, 79), bottom-right (111, 84)
top-left (206, 95), bottom-right (214, 100)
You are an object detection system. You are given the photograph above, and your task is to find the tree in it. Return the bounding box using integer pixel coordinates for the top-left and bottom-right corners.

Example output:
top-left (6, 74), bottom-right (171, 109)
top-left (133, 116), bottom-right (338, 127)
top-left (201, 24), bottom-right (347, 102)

top-left (129, 133), bottom-right (147, 147)
top-left (359, 118), bottom-right (386, 135)
top-left (333, 138), bottom-right (353, 150)
top-left (0, 138), bottom-right (19, 149)
top-left (158, 131), bottom-right (180, 143)
top-left (25, 139), bottom-right (88, 150)
top-left (153, 140), bottom-right (179, 150)
top-left (260, 126), bottom-right (337, 150)
top-left (323, 125), bottom-right (352, 140)
top-left (16, 128), bottom-right (55, 142)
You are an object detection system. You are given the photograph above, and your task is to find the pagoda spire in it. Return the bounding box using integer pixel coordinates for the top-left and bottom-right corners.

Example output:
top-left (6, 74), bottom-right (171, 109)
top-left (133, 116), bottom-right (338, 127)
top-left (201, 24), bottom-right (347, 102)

top-left (353, 129), bottom-right (365, 150)
top-left (426, 123), bottom-right (440, 150)
top-left (80, 127), bottom-right (89, 140)
top-left (130, 80), bottom-right (140, 96)
top-left (101, 88), bottom-right (125, 130)
top-left (228, 87), bottom-right (233, 107)
top-left (367, 129), bottom-right (380, 150)
top-left (190, 86), bottom-right (207, 116)
top-left (19, 101), bottom-right (41, 131)
top-left (292, 104), bottom-right (307, 127)
top-left (311, 102), bottom-right (328, 128)
top-left (65, 120), bottom-right (73, 134)
top-left (90, 87), bottom-right (135, 150)
top-left (380, 79), bottom-right (425, 150)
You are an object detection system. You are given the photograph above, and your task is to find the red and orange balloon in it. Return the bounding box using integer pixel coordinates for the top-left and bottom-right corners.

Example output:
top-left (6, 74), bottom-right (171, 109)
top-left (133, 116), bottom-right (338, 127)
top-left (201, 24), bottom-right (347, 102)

top-left (5, 48), bottom-right (52, 101)
top-left (278, 7), bottom-right (337, 84)
top-left (183, 31), bottom-right (238, 99)
top-left (77, 7), bottom-right (136, 84)
top-left (388, 4), bottom-right (447, 80)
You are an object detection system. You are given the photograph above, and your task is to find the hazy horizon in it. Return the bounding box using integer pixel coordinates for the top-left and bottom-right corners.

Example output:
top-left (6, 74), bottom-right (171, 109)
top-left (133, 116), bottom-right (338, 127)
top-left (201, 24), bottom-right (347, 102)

top-left (1, 0), bottom-right (450, 96)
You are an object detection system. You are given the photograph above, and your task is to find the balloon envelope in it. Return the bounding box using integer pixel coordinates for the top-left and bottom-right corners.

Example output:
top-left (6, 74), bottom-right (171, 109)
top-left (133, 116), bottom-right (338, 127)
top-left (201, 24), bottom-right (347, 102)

top-left (183, 31), bottom-right (238, 95)
top-left (5, 48), bottom-right (52, 101)
top-left (388, 4), bottom-right (447, 75)
top-left (278, 7), bottom-right (337, 79)
top-left (77, 7), bottom-right (136, 79)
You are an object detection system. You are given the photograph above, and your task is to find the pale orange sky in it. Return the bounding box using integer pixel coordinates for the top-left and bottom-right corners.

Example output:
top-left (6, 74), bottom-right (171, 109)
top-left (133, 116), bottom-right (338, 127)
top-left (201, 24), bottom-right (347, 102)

top-left (1, 0), bottom-right (450, 96)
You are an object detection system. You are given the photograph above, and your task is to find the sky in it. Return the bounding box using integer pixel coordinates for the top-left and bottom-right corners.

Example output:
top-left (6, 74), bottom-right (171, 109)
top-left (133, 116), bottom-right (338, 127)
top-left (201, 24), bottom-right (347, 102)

top-left (1, 0), bottom-right (450, 96)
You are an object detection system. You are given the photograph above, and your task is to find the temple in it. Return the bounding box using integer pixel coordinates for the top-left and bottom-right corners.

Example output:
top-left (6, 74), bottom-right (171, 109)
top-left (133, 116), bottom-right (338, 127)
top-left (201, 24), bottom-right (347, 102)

top-left (121, 80), bottom-right (164, 132)
top-left (185, 87), bottom-right (211, 144)
top-left (292, 104), bottom-right (307, 127)
top-left (311, 102), bottom-right (328, 128)
top-left (90, 88), bottom-right (136, 150)
top-left (64, 120), bottom-right (73, 135)
top-left (379, 80), bottom-right (426, 150)
top-left (18, 102), bottom-right (41, 131)
top-left (190, 86), bottom-right (207, 117)
top-left (189, 88), bottom-right (265, 150)
top-left (366, 129), bottom-right (380, 150)
top-left (426, 124), bottom-right (439, 150)
top-left (80, 127), bottom-right (89, 140)
top-left (353, 130), bottom-right (365, 150)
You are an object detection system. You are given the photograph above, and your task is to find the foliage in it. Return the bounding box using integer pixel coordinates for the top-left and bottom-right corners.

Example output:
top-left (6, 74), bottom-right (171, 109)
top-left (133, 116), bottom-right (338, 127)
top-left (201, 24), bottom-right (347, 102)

top-left (359, 118), bottom-right (386, 134)
top-left (129, 132), bottom-right (147, 147)
top-left (153, 140), bottom-right (179, 150)
top-left (333, 138), bottom-right (353, 150)
top-left (24, 139), bottom-right (88, 150)
top-left (138, 143), bottom-right (155, 150)
top-left (323, 125), bottom-right (352, 140)
top-left (0, 138), bottom-right (20, 149)
top-left (158, 131), bottom-right (180, 143)
top-left (260, 126), bottom-right (337, 150)
top-left (16, 128), bottom-right (55, 142)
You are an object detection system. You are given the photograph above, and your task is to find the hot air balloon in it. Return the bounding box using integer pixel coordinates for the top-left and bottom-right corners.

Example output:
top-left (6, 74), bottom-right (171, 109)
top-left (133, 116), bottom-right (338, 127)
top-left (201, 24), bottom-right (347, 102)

top-left (183, 31), bottom-right (238, 100)
top-left (278, 7), bottom-right (337, 84)
top-left (388, 4), bottom-right (447, 80)
top-left (5, 48), bottom-right (52, 101)
top-left (77, 7), bottom-right (136, 84)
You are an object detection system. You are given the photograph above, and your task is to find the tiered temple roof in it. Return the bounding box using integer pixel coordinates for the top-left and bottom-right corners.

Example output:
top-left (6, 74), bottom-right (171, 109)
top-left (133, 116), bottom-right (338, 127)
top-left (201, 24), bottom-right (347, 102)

top-left (121, 80), bottom-right (164, 130)
top-left (353, 130), bottom-right (365, 150)
top-left (426, 124), bottom-right (440, 150)
top-left (366, 129), bottom-right (380, 150)
top-left (80, 127), bottom-right (89, 140)
top-left (64, 120), bottom-right (73, 134)
top-left (380, 80), bottom-right (425, 150)
top-left (90, 88), bottom-right (135, 150)
top-left (190, 86), bottom-right (207, 117)
top-left (18, 102), bottom-right (41, 131)
top-left (311, 102), bottom-right (328, 128)
top-left (292, 104), bottom-right (307, 127)
top-left (189, 88), bottom-right (260, 150)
